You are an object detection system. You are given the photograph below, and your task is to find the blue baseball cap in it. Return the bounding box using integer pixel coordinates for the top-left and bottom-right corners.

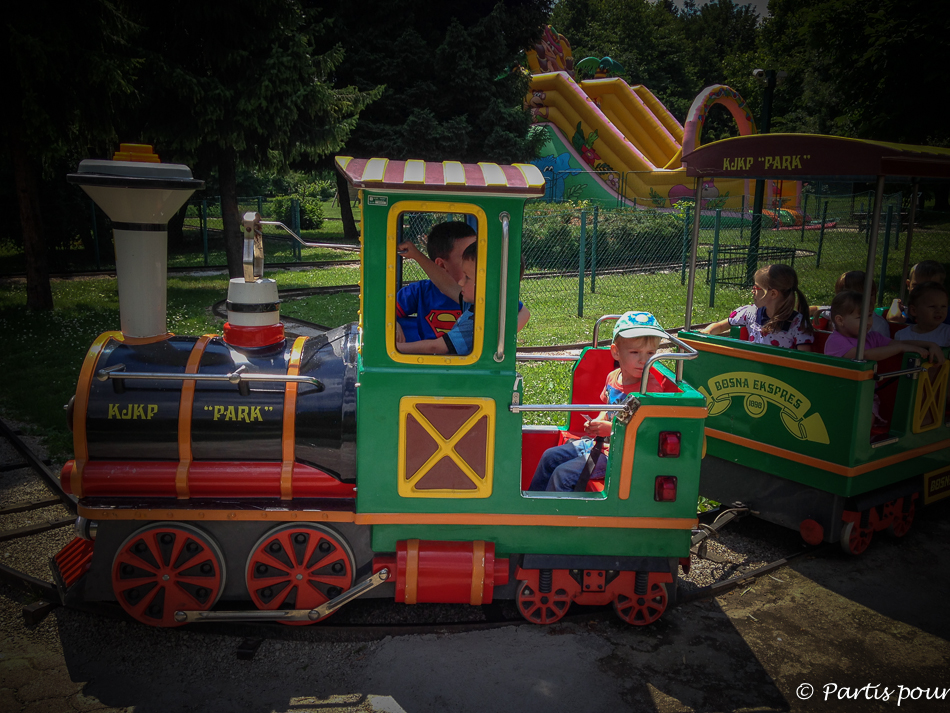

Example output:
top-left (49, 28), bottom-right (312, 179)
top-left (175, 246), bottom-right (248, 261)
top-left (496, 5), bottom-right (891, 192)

top-left (612, 311), bottom-right (666, 341)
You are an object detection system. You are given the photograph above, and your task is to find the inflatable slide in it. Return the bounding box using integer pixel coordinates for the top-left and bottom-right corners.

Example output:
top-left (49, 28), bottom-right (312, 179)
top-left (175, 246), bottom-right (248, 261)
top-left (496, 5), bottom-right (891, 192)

top-left (525, 27), bottom-right (800, 213)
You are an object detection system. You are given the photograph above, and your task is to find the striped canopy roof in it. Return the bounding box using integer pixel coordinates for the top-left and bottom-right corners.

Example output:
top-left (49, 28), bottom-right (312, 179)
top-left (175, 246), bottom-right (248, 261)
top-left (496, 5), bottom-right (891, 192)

top-left (335, 157), bottom-right (546, 197)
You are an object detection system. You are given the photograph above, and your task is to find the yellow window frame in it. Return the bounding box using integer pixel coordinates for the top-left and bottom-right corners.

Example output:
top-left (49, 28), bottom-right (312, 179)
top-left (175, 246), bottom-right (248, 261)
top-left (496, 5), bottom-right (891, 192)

top-left (384, 201), bottom-right (488, 366)
top-left (397, 396), bottom-right (495, 498)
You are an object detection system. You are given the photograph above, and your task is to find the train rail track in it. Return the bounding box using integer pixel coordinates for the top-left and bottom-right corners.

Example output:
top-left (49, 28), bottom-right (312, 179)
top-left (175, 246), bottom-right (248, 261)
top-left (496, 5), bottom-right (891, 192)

top-left (0, 419), bottom-right (77, 623)
top-left (0, 415), bottom-right (811, 656)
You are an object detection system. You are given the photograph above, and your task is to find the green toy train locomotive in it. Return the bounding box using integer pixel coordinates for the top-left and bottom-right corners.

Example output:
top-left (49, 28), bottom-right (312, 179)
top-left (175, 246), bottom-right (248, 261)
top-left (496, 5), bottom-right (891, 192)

top-left (54, 149), bottom-right (707, 627)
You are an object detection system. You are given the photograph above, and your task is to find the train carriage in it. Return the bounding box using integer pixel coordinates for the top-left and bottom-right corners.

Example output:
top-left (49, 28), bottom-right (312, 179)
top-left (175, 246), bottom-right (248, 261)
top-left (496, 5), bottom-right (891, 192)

top-left (676, 134), bottom-right (950, 554)
top-left (53, 149), bottom-right (707, 627)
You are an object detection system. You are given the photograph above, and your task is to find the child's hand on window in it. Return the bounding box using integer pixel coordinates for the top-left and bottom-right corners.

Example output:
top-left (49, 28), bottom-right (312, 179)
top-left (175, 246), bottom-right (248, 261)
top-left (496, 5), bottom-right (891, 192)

top-left (395, 322), bottom-right (406, 344)
top-left (396, 241), bottom-right (424, 263)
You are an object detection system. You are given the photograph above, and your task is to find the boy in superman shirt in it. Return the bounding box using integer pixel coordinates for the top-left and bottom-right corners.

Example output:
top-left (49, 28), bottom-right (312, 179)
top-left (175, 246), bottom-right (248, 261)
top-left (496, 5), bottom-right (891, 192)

top-left (528, 312), bottom-right (667, 492)
top-left (396, 221), bottom-right (477, 342)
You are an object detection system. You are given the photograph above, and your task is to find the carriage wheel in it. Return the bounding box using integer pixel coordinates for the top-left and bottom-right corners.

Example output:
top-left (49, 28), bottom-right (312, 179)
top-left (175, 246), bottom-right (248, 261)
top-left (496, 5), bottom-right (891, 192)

top-left (245, 524), bottom-right (355, 625)
top-left (887, 501), bottom-right (916, 538)
top-left (840, 520), bottom-right (873, 556)
top-left (112, 523), bottom-right (225, 627)
top-left (516, 580), bottom-right (574, 625)
top-left (613, 578), bottom-right (668, 626)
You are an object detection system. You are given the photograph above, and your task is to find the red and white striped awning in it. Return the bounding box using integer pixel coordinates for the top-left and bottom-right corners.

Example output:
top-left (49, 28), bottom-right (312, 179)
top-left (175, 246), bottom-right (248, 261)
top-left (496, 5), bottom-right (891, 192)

top-left (335, 157), bottom-right (546, 197)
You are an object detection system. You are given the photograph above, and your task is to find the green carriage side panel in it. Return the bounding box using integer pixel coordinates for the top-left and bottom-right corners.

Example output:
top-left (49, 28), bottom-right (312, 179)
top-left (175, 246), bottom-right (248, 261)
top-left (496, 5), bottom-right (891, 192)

top-left (366, 363), bottom-right (706, 559)
top-left (680, 331), bottom-right (950, 498)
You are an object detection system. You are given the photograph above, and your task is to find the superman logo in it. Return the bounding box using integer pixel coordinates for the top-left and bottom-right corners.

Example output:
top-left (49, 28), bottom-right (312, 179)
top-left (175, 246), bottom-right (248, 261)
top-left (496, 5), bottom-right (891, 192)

top-left (425, 309), bottom-right (461, 336)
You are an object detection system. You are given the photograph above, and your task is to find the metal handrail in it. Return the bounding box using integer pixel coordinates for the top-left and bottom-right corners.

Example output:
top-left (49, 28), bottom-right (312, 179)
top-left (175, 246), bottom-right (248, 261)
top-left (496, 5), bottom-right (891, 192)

top-left (515, 354), bottom-right (579, 362)
top-left (639, 333), bottom-right (699, 393)
top-left (96, 364), bottom-right (322, 389)
top-left (259, 220), bottom-right (360, 252)
top-left (508, 403), bottom-right (626, 413)
top-left (591, 314), bottom-right (621, 346)
top-left (494, 212), bottom-right (511, 363)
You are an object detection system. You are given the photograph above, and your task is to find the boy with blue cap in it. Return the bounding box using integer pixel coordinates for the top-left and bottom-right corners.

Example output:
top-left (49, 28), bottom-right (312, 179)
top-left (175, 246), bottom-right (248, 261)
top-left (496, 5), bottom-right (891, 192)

top-left (528, 311), bottom-right (667, 492)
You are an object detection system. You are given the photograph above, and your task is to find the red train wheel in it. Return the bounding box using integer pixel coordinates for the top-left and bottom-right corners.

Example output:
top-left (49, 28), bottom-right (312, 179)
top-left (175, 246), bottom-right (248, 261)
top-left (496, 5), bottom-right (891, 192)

top-left (245, 524), bottom-right (354, 625)
top-left (613, 575), bottom-right (668, 626)
top-left (112, 523), bottom-right (225, 627)
top-left (840, 521), bottom-right (873, 556)
top-left (516, 580), bottom-right (573, 624)
top-left (887, 501), bottom-right (915, 538)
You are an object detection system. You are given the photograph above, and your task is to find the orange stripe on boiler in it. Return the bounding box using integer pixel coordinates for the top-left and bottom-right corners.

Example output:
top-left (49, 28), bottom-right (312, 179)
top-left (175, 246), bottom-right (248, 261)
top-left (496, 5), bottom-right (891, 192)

top-left (176, 335), bottom-right (215, 499)
top-left (73, 331), bottom-right (124, 498)
top-left (281, 337), bottom-right (308, 500)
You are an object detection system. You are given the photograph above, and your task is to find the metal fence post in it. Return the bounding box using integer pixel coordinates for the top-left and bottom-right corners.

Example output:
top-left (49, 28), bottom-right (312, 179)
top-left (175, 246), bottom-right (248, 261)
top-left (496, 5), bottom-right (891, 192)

top-left (201, 199), bottom-right (209, 267)
top-left (816, 201), bottom-right (828, 268)
top-left (709, 209), bottom-right (721, 307)
top-left (739, 193), bottom-right (746, 243)
top-left (879, 206), bottom-right (893, 307)
top-left (292, 198), bottom-right (301, 261)
top-left (578, 209), bottom-right (587, 317)
top-left (257, 196), bottom-right (263, 215)
top-left (89, 200), bottom-right (101, 270)
top-left (800, 193), bottom-right (809, 243)
top-left (681, 206), bottom-right (691, 286)
top-left (590, 205), bottom-right (599, 294)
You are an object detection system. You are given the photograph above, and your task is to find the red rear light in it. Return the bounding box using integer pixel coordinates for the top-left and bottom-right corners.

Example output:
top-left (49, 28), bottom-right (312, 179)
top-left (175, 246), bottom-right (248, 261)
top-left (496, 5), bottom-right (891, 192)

top-left (654, 476), bottom-right (677, 502)
top-left (658, 431), bottom-right (681, 457)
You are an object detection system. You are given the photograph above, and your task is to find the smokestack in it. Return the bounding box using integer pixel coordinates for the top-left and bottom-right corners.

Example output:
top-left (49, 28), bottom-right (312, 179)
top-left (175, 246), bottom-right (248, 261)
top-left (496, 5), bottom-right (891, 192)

top-left (67, 144), bottom-right (204, 338)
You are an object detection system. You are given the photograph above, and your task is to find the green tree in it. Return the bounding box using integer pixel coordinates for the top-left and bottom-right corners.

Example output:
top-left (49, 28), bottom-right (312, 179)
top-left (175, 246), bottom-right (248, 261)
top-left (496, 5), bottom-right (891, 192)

top-left (551, 0), bottom-right (697, 119)
top-left (760, 0), bottom-right (950, 207)
top-left (3, 1), bottom-right (138, 310)
top-left (320, 0), bottom-right (552, 238)
top-left (123, 1), bottom-right (381, 276)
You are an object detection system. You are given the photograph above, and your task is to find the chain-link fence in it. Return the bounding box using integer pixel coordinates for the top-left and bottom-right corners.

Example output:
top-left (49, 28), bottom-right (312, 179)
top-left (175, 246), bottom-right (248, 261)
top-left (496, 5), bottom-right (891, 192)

top-left (1, 195), bottom-right (360, 275)
top-left (510, 191), bottom-right (945, 345)
top-left (175, 197), bottom-right (358, 268)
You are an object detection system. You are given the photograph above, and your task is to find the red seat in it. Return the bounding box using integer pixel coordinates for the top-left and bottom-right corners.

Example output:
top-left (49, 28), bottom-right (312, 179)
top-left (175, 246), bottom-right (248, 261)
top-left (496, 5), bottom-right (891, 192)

top-left (813, 330), bottom-right (833, 354)
top-left (520, 348), bottom-right (680, 490)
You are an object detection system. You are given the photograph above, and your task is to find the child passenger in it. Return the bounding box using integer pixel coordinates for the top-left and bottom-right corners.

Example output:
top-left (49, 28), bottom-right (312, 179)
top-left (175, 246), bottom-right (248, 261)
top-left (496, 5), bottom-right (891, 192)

top-left (895, 282), bottom-right (950, 347)
top-left (396, 240), bottom-right (477, 355)
top-left (528, 312), bottom-right (666, 492)
top-left (701, 264), bottom-right (814, 351)
top-left (396, 222), bottom-right (476, 342)
top-left (888, 260), bottom-right (950, 325)
top-left (812, 271), bottom-right (890, 337)
top-left (825, 290), bottom-right (944, 363)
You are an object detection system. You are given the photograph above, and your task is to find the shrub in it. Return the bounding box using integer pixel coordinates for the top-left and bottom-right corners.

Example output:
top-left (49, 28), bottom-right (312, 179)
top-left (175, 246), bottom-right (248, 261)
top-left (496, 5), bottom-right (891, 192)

top-left (522, 205), bottom-right (685, 272)
top-left (269, 194), bottom-right (325, 230)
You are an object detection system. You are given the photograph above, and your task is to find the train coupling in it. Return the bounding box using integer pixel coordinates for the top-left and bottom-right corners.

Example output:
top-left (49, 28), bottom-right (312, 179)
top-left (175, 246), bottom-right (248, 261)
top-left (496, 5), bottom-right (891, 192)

top-left (173, 568), bottom-right (390, 624)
